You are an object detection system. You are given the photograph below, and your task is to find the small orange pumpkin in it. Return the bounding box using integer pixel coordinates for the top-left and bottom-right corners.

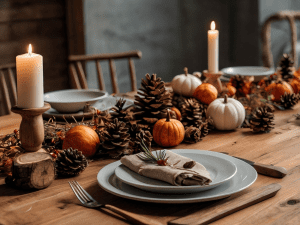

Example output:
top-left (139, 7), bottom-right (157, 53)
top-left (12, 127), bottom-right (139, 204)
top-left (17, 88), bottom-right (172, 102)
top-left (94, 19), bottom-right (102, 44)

top-left (153, 110), bottom-right (185, 147)
top-left (294, 67), bottom-right (300, 78)
top-left (170, 107), bottom-right (181, 120)
top-left (62, 125), bottom-right (100, 158)
top-left (226, 85), bottom-right (236, 97)
top-left (193, 83), bottom-right (218, 105)
top-left (265, 80), bottom-right (292, 102)
top-left (290, 77), bottom-right (300, 93)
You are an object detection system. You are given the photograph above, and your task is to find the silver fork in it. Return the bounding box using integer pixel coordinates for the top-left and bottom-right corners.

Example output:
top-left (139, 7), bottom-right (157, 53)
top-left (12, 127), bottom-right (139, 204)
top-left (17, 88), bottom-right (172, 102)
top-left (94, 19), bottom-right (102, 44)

top-left (68, 181), bottom-right (163, 225)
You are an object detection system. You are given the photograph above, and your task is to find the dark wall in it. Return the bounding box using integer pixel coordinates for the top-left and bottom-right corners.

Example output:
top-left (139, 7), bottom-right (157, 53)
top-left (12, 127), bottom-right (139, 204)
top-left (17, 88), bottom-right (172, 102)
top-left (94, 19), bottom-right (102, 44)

top-left (0, 0), bottom-right (69, 93)
top-left (84, 0), bottom-right (260, 94)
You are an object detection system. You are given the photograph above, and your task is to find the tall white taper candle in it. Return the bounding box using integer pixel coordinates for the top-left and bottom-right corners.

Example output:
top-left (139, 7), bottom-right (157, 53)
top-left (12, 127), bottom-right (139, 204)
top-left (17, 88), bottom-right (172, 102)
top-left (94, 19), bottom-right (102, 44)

top-left (16, 44), bottom-right (44, 108)
top-left (208, 21), bottom-right (219, 73)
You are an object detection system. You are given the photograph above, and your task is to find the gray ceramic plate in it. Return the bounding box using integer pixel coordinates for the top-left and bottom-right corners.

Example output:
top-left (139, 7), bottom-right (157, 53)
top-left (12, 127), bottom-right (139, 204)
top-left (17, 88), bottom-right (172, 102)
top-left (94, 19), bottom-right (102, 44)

top-left (43, 96), bottom-right (134, 120)
top-left (97, 150), bottom-right (257, 204)
top-left (114, 152), bottom-right (237, 194)
top-left (44, 89), bottom-right (108, 113)
top-left (222, 66), bottom-right (275, 82)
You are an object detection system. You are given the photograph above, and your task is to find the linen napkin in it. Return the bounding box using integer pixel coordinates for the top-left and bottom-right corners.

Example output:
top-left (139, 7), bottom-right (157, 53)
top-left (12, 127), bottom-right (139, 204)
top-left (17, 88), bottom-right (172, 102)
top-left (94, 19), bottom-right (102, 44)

top-left (120, 150), bottom-right (212, 186)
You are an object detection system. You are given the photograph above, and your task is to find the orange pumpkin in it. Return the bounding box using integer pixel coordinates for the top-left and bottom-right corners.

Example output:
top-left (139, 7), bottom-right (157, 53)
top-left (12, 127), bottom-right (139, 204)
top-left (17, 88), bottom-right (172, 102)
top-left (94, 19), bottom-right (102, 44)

top-left (170, 107), bottom-right (181, 120)
top-left (290, 77), bottom-right (300, 93)
top-left (294, 67), bottom-right (300, 78)
top-left (193, 83), bottom-right (218, 105)
top-left (226, 85), bottom-right (236, 97)
top-left (265, 80), bottom-right (292, 102)
top-left (153, 110), bottom-right (185, 147)
top-left (62, 125), bottom-right (100, 158)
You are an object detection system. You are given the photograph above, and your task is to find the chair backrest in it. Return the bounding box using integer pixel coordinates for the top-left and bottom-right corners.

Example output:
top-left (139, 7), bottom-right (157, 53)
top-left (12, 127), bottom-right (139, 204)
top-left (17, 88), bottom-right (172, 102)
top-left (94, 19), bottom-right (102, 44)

top-left (261, 11), bottom-right (300, 69)
top-left (68, 50), bottom-right (142, 94)
top-left (0, 63), bottom-right (17, 115)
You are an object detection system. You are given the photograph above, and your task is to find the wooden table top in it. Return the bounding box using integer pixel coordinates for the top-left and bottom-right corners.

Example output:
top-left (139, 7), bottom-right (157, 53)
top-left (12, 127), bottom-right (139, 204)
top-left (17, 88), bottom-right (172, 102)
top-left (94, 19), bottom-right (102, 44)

top-left (1, 104), bottom-right (300, 225)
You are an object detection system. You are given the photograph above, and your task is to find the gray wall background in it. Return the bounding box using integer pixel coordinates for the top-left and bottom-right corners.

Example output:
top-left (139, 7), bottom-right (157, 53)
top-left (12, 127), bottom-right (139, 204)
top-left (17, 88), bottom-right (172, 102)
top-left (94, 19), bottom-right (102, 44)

top-left (84, 0), bottom-right (300, 94)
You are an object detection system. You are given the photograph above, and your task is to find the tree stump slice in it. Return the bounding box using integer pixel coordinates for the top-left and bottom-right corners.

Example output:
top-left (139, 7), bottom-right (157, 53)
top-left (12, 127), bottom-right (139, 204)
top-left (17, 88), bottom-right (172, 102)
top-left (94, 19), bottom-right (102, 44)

top-left (13, 152), bottom-right (55, 189)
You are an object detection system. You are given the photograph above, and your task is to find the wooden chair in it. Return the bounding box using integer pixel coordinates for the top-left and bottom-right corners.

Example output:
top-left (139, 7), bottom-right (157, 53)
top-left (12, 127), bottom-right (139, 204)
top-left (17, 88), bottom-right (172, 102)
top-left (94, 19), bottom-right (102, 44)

top-left (0, 63), bottom-right (17, 115)
top-left (261, 11), bottom-right (300, 68)
top-left (68, 50), bottom-right (142, 94)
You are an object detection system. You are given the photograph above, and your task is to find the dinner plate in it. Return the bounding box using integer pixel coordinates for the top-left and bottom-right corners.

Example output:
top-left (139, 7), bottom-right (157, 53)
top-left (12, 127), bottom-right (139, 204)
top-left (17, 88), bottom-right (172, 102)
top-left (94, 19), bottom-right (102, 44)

top-left (97, 150), bottom-right (257, 204)
top-left (43, 96), bottom-right (134, 121)
top-left (221, 66), bottom-right (275, 82)
top-left (114, 152), bottom-right (237, 193)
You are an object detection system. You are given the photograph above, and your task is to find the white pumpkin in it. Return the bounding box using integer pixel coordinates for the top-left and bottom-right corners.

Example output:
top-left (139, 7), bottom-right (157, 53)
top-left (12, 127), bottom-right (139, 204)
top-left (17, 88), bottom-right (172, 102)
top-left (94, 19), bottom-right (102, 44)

top-left (171, 67), bottom-right (202, 97)
top-left (207, 95), bottom-right (245, 130)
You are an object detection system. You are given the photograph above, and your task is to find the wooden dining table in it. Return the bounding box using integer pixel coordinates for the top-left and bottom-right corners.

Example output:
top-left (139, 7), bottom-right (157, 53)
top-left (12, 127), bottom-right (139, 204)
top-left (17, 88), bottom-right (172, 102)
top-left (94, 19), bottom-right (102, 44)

top-left (1, 94), bottom-right (300, 225)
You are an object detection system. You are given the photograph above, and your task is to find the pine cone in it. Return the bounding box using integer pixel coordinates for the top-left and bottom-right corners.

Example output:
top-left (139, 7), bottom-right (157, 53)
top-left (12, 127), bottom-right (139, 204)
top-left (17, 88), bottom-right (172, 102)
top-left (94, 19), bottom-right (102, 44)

top-left (229, 75), bottom-right (250, 98)
top-left (280, 92), bottom-right (299, 109)
top-left (181, 98), bottom-right (206, 128)
top-left (55, 148), bottom-right (88, 176)
top-left (172, 93), bottom-right (188, 109)
top-left (184, 126), bottom-right (201, 143)
top-left (279, 54), bottom-right (294, 82)
top-left (100, 118), bottom-right (131, 158)
top-left (249, 106), bottom-right (275, 132)
top-left (134, 74), bottom-right (172, 131)
top-left (111, 98), bottom-right (133, 124)
top-left (128, 124), bottom-right (153, 154)
top-left (199, 120), bottom-right (209, 138)
top-left (94, 110), bottom-right (112, 128)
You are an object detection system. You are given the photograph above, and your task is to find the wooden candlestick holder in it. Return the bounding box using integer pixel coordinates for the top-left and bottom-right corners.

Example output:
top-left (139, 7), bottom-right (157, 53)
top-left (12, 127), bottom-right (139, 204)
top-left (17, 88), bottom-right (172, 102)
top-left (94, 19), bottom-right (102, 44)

top-left (203, 70), bottom-right (223, 93)
top-left (11, 103), bottom-right (51, 152)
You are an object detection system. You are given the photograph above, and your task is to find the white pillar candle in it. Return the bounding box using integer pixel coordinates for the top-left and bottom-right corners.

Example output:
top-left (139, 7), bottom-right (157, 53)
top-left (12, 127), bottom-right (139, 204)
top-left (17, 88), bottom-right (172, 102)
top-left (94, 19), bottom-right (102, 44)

top-left (16, 44), bottom-right (44, 108)
top-left (208, 21), bottom-right (219, 73)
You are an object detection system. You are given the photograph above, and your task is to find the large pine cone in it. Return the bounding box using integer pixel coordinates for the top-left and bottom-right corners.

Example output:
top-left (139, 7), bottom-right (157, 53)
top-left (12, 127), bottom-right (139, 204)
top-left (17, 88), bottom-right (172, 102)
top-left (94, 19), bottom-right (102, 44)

top-left (181, 98), bottom-right (206, 128)
top-left (111, 98), bottom-right (133, 124)
top-left (279, 54), bottom-right (294, 82)
top-left (100, 118), bottom-right (131, 158)
top-left (94, 110), bottom-right (112, 128)
top-left (55, 148), bottom-right (88, 176)
top-left (133, 74), bottom-right (172, 131)
top-left (128, 124), bottom-right (153, 154)
top-left (280, 92), bottom-right (299, 109)
top-left (250, 105), bottom-right (275, 132)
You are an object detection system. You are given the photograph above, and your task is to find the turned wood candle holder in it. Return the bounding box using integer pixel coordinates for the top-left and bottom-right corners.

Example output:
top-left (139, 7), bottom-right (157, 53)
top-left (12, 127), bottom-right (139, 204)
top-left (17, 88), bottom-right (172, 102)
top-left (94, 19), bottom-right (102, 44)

top-left (203, 70), bottom-right (223, 93)
top-left (11, 103), bottom-right (51, 152)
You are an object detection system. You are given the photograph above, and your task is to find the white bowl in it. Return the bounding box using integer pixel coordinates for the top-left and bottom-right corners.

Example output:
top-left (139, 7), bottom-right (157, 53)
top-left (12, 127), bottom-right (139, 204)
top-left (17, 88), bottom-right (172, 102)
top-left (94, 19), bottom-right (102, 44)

top-left (44, 89), bottom-right (108, 113)
top-left (222, 66), bottom-right (275, 82)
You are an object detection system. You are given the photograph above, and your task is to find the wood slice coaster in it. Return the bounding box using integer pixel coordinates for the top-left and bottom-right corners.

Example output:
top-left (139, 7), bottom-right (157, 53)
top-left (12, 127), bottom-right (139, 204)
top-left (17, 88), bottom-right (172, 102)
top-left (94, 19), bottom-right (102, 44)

top-left (13, 152), bottom-right (55, 189)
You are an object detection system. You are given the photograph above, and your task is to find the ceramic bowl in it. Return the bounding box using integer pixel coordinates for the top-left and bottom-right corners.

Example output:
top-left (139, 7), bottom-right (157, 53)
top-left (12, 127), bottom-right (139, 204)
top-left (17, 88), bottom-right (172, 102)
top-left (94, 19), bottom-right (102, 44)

top-left (44, 89), bottom-right (108, 113)
top-left (221, 66), bottom-right (275, 82)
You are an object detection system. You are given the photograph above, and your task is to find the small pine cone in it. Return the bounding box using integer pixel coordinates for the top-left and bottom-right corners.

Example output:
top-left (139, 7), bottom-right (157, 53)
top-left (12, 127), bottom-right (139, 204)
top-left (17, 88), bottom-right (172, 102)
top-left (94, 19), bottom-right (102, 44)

top-left (128, 124), bottom-right (153, 154)
top-left (172, 93), bottom-right (187, 109)
top-left (198, 120), bottom-right (209, 138)
top-left (181, 98), bottom-right (205, 128)
top-left (250, 106), bottom-right (275, 132)
top-left (55, 148), bottom-right (88, 176)
top-left (95, 110), bottom-right (112, 128)
top-left (184, 126), bottom-right (201, 143)
top-left (100, 118), bottom-right (131, 158)
top-left (111, 98), bottom-right (133, 124)
top-left (279, 54), bottom-right (294, 82)
top-left (280, 93), bottom-right (299, 109)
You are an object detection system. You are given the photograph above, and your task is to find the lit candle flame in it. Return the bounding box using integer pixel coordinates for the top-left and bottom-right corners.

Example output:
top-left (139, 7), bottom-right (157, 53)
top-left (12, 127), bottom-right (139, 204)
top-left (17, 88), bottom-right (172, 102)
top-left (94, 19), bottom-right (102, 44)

top-left (211, 21), bottom-right (215, 30)
top-left (28, 44), bottom-right (32, 56)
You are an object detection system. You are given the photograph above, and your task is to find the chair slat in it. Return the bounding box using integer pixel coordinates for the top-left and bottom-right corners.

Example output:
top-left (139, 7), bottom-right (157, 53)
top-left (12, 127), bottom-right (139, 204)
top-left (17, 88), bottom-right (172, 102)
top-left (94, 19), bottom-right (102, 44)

top-left (96, 60), bottom-right (105, 91)
top-left (75, 61), bottom-right (88, 89)
top-left (0, 70), bottom-right (12, 115)
top-left (128, 58), bottom-right (137, 92)
top-left (69, 63), bottom-right (81, 89)
top-left (7, 68), bottom-right (17, 106)
top-left (109, 59), bottom-right (119, 94)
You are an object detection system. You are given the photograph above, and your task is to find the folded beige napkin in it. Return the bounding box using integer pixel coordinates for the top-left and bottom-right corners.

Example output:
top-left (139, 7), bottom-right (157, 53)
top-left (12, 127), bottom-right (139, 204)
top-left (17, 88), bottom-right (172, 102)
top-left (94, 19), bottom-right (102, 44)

top-left (120, 150), bottom-right (212, 186)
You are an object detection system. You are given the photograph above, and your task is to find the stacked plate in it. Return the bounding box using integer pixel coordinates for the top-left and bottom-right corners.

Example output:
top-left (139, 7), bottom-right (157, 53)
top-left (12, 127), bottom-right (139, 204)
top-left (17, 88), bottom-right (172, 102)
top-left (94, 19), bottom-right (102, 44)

top-left (97, 150), bottom-right (257, 204)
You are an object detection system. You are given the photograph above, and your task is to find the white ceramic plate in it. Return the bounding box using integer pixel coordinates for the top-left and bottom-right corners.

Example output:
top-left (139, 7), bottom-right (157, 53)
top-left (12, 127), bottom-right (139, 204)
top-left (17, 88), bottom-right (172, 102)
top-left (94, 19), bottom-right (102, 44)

top-left (97, 150), bottom-right (257, 204)
top-left (221, 66), bottom-right (275, 82)
top-left (43, 96), bottom-right (134, 120)
top-left (44, 89), bottom-right (108, 113)
top-left (114, 152), bottom-right (237, 193)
